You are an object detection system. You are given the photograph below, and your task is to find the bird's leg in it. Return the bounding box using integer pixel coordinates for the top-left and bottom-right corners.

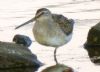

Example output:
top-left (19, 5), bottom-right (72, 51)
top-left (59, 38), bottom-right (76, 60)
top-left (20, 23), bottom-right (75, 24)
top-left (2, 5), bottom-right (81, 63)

top-left (54, 47), bottom-right (58, 65)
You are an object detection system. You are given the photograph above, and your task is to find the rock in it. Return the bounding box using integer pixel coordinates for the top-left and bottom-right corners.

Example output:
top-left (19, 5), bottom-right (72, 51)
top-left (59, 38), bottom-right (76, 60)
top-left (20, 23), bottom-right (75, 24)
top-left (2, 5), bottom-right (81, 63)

top-left (13, 34), bottom-right (32, 47)
top-left (41, 64), bottom-right (74, 72)
top-left (0, 41), bottom-right (43, 72)
top-left (84, 22), bottom-right (100, 64)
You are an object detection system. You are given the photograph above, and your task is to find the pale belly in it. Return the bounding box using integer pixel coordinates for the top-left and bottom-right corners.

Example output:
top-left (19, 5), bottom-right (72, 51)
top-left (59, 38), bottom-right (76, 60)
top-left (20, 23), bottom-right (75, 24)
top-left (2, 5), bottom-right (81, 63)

top-left (45, 33), bottom-right (72, 47)
top-left (33, 21), bottom-right (72, 47)
top-left (33, 30), bottom-right (72, 47)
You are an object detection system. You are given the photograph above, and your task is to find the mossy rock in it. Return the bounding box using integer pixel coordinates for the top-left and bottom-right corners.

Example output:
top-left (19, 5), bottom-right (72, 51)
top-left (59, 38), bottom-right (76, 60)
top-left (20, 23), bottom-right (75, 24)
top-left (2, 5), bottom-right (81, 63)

top-left (85, 22), bottom-right (100, 46)
top-left (84, 22), bottom-right (100, 64)
top-left (0, 41), bottom-right (43, 72)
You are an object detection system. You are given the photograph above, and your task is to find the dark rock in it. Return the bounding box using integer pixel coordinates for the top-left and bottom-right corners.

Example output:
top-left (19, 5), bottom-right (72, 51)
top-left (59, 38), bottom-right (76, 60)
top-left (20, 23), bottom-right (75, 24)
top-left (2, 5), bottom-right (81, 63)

top-left (0, 41), bottom-right (43, 72)
top-left (84, 22), bottom-right (100, 64)
top-left (41, 64), bottom-right (74, 72)
top-left (13, 34), bottom-right (32, 47)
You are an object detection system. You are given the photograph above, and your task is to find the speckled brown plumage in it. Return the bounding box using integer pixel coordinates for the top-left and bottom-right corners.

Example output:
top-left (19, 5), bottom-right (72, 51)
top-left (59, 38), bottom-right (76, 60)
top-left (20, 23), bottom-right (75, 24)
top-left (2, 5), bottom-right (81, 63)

top-left (52, 14), bottom-right (74, 35)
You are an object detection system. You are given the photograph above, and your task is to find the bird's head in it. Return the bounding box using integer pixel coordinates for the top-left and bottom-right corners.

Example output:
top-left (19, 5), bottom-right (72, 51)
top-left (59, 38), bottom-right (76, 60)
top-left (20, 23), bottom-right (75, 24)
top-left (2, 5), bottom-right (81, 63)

top-left (15, 8), bottom-right (51, 29)
top-left (35, 8), bottom-right (52, 21)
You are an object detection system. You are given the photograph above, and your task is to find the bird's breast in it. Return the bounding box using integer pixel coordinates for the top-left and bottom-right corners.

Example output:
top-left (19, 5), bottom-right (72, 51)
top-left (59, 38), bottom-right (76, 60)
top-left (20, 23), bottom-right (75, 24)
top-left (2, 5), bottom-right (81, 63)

top-left (33, 21), bottom-right (72, 47)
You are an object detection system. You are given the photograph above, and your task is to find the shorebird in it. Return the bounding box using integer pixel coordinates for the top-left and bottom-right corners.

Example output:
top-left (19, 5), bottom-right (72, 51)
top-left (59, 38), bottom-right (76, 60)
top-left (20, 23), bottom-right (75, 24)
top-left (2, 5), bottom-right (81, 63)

top-left (15, 8), bottom-right (74, 64)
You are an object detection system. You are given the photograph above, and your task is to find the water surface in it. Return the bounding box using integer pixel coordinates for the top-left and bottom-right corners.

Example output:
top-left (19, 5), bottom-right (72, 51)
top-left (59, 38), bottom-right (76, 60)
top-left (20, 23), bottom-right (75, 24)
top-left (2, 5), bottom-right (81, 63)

top-left (0, 0), bottom-right (100, 72)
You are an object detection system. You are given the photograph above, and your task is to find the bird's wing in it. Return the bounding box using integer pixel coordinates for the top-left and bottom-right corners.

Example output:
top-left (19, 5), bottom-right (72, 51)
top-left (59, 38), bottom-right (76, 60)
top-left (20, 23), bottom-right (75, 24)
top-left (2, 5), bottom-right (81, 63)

top-left (52, 14), bottom-right (74, 35)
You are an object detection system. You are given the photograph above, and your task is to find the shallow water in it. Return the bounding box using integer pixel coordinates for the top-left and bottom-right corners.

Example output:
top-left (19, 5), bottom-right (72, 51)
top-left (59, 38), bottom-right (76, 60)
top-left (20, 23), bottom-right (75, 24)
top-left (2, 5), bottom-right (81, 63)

top-left (0, 0), bottom-right (100, 72)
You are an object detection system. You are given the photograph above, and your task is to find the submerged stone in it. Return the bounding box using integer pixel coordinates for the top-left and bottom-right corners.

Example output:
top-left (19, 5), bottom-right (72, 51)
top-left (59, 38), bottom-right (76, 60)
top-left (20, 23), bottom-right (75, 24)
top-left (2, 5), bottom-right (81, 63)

top-left (41, 64), bottom-right (74, 72)
top-left (0, 41), bottom-right (43, 72)
top-left (84, 22), bottom-right (100, 64)
top-left (13, 34), bottom-right (32, 47)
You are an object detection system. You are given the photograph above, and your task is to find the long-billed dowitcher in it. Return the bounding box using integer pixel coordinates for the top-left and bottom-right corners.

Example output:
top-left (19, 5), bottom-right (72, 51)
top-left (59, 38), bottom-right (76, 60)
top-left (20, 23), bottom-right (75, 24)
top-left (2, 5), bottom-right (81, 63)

top-left (15, 8), bottom-right (74, 64)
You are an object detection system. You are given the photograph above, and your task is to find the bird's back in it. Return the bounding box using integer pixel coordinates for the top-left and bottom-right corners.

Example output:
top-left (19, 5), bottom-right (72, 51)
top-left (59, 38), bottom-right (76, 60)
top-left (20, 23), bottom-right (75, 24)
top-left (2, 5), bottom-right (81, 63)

top-left (52, 14), bottom-right (74, 35)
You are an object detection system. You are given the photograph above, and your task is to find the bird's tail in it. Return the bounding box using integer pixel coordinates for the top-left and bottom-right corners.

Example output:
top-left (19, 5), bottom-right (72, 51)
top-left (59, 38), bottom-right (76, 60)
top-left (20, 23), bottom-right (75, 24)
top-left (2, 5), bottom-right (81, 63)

top-left (69, 19), bottom-right (75, 31)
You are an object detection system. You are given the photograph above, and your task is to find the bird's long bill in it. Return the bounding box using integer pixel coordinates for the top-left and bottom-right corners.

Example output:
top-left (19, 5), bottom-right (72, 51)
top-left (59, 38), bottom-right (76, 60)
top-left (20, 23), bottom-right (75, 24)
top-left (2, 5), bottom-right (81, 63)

top-left (15, 17), bottom-right (35, 29)
top-left (15, 11), bottom-right (43, 29)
